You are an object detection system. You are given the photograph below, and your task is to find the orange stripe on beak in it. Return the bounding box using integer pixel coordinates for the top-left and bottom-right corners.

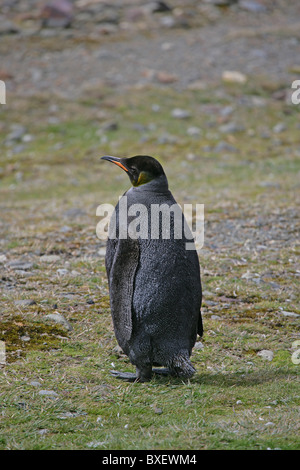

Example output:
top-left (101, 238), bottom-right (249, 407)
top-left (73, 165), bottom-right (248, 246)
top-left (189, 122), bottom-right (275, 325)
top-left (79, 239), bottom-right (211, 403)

top-left (112, 161), bottom-right (128, 172)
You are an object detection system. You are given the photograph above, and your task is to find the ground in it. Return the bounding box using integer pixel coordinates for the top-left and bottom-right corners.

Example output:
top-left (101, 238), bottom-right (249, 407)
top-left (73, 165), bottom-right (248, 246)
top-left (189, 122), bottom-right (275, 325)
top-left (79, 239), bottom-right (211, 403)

top-left (0, 0), bottom-right (299, 450)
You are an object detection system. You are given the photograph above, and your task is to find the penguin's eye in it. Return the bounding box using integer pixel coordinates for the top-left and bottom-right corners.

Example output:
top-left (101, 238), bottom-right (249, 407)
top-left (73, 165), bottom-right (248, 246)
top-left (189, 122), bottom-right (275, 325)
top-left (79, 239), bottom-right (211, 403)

top-left (129, 167), bottom-right (138, 176)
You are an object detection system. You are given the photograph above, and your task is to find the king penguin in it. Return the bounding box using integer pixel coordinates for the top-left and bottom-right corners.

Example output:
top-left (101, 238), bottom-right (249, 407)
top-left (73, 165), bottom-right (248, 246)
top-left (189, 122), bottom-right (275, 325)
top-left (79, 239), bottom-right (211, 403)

top-left (101, 155), bottom-right (202, 382)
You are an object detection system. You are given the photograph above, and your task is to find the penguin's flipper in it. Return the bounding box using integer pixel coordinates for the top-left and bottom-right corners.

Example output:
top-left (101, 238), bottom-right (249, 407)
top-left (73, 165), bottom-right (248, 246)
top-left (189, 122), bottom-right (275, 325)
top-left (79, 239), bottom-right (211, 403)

top-left (197, 311), bottom-right (203, 337)
top-left (109, 238), bottom-right (140, 345)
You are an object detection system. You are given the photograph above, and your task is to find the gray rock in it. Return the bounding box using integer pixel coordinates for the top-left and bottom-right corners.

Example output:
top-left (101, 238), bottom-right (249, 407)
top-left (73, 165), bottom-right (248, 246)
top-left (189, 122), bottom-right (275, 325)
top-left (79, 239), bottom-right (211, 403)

top-left (14, 299), bottom-right (36, 307)
top-left (5, 124), bottom-right (26, 143)
top-left (171, 108), bottom-right (191, 119)
top-left (273, 122), bottom-right (286, 134)
top-left (30, 381), bottom-right (42, 387)
top-left (213, 141), bottom-right (238, 153)
top-left (0, 15), bottom-right (19, 35)
top-left (219, 122), bottom-right (245, 133)
top-left (56, 268), bottom-right (69, 276)
top-left (257, 350), bottom-right (274, 361)
top-left (38, 390), bottom-right (59, 398)
top-left (187, 126), bottom-right (201, 136)
top-left (8, 260), bottom-right (33, 271)
top-left (44, 313), bottom-right (72, 331)
top-left (39, 254), bottom-right (60, 262)
top-left (239, 1), bottom-right (267, 13)
top-left (279, 310), bottom-right (299, 318)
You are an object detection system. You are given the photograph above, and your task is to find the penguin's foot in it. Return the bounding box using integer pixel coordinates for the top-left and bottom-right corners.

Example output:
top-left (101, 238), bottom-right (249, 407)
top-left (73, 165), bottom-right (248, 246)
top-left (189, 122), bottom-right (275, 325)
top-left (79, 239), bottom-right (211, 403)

top-left (110, 365), bottom-right (152, 383)
top-left (169, 354), bottom-right (196, 379)
top-left (110, 367), bottom-right (175, 382)
top-left (110, 370), bottom-right (140, 382)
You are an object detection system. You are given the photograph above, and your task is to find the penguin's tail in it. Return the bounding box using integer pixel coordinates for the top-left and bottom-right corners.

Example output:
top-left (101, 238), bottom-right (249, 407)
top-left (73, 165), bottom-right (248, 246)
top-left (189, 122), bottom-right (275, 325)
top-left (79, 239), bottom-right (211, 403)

top-left (169, 353), bottom-right (196, 379)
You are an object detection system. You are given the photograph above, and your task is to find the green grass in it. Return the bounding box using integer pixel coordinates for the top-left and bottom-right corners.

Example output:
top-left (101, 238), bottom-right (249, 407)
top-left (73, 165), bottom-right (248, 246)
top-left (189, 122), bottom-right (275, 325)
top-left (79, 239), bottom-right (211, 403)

top-left (0, 80), bottom-right (299, 450)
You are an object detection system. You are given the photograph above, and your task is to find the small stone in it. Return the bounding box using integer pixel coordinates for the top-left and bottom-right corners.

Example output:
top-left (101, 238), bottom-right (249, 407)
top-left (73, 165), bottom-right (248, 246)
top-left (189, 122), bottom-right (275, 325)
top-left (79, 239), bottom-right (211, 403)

top-left (211, 315), bottom-right (222, 320)
top-left (60, 225), bottom-right (71, 233)
top-left (14, 299), bottom-right (36, 307)
top-left (171, 108), bottom-right (191, 119)
top-left (40, 254), bottom-right (60, 262)
top-left (273, 122), bottom-right (286, 133)
top-left (194, 341), bottom-right (204, 350)
top-left (86, 440), bottom-right (106, 448)
top-left (222, 70), bottom-right (247, 84)
top-left (213, 141), bottom-right (237, 153)
top-left (38, 390), bottom-right (59, 398)
top-left (279, 310), bottom-right (299, 318)
top-left (151, 104), bottom-right (160, 112)
top-left (239, 1), bottom-right (267, 13)
top-left (6, 124), bottom-right (26, 142)
top-left (187, 80), bottom-right (207, 91)
top-left (8, 261), bottom-right (33, 271)
top-left (98, 247), bottom-right (106, 257)
top-left (0, 16), bottom-right (19, 35)
top-left (187, 126), bottom-right (201, 136)
top-left (56, 268), bottom-right (69, 276)
top-left (20, 335), bottom-right (30, 342)
top-left (219, 122), bottom-right (245, 133)
top-left (0, 254), bottom-right (7, 264)
top-left (156, 71), bottom-right (178, 84)
top-left (44, 313), bottom-right (72, 331)
top-left (30, 381), bottom-right (42, 387)
top-left (257, 350), bottom-right (274, 361)
top-left (101, 121), bottom-right (119, 132)
top-left (40, 0), bottom-right (73, 28)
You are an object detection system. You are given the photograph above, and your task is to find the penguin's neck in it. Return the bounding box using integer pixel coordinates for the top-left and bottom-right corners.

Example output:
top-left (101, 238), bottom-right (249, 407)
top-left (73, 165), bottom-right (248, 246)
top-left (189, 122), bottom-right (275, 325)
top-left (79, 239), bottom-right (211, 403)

top-left (129, 174), bottom-right (169, 193)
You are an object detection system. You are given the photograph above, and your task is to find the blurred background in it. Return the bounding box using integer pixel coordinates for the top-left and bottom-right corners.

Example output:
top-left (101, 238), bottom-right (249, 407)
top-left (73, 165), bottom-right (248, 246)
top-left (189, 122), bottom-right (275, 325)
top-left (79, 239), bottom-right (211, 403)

top-left (0, 0), bottom-right (300, 451)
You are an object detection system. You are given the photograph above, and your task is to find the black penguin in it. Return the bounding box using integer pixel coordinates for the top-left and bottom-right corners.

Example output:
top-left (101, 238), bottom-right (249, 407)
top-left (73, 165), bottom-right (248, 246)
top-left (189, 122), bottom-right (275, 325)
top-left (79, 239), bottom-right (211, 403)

top-left (101, 155), bottom-right (202, 382)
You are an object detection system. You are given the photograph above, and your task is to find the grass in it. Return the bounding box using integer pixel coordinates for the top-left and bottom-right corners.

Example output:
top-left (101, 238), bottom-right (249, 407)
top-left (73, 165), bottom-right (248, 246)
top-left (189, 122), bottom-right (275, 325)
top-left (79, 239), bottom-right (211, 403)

top-left (0, 78), bottom-right (299, 450)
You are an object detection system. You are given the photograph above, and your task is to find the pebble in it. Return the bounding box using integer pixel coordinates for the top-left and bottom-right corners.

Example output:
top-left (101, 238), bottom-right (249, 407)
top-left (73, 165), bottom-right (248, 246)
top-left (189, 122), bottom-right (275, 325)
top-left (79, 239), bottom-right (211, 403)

top-left (211, 315), bottom-right (222, 320)
top-left (257, 350), bottom-right (274, 361)
top-left (98, 247), bottom-right (106, 257)
top-left (222, 70), bottom-right (247, 84)
top-left (14, 299), bottom-right (36, 307)
top-left (20, 335), bottom-right (30, 342)
top-left (219, 122), bottom-right (245, 133)
top-left (171, 108), bottom-right (191, 119)
top-left (0, 254), bottom-right (7, 263)
top-left (8, 260), bottom-right (33, 271)
top-left (38, 390), bottom-right (59, 398)
top-left (5, 124), bottom-right (26, 142)
top-left (278, 310), bottom-right (299, 318)
top-left (39, 254), bottom-right (60, 262)
top-left (272, 122), bottom-right (286, 134)
top-left (187, 126), bottom-right (201, 136)
top-left (44, 313), bottom-right (72, 331)
top-left (239, 1), bottom-right (267, 13)
top-left (30, 381), bottom-right (42, 387)
top-left (56, 268), bottom-right (69, 276)
top-left (213, 141), bottom-right (237, 153)
top-left (39, 0), bottom-right (73, 28)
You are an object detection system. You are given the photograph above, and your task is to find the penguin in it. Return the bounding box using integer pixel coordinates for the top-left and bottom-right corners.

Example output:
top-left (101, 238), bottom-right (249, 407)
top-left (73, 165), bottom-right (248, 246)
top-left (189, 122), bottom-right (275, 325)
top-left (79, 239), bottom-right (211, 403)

top-left (101, 155), bottom-right (202, 382)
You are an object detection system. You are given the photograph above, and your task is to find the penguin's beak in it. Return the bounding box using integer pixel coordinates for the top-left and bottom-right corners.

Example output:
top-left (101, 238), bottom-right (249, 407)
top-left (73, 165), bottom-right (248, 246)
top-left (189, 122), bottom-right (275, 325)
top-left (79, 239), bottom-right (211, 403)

top-left (101, 155), bottom-right (128, 172)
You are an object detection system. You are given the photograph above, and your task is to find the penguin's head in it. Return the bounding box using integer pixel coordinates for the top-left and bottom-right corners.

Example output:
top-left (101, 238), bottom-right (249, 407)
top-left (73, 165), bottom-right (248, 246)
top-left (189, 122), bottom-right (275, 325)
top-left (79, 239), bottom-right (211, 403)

top-left (101, 155), bottom-right (165, 187)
